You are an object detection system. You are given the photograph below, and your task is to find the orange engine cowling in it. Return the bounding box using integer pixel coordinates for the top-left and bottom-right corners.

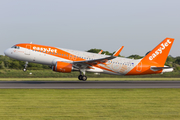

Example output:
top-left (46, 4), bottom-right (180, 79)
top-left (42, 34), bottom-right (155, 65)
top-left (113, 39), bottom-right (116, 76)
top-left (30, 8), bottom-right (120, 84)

top-left (52, 61), bottom-right (73, 73)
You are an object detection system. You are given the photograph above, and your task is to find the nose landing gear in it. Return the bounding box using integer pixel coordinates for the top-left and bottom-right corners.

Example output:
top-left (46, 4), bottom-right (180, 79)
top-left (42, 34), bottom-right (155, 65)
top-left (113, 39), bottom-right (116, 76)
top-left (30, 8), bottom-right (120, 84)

top-left (23, 61), bottom-right (28, 72)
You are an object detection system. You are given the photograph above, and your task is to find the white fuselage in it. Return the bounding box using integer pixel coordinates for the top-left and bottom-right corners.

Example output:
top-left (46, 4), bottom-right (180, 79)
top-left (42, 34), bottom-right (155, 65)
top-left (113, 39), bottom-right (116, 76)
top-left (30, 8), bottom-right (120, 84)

top-left (4, 46), bottom-right (141, 75)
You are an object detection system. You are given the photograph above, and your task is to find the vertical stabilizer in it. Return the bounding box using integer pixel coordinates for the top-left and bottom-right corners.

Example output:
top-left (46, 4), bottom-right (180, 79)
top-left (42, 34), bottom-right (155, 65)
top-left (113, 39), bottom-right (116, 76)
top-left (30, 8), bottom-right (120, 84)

top-left (143, 38), bottom-right (174, 66)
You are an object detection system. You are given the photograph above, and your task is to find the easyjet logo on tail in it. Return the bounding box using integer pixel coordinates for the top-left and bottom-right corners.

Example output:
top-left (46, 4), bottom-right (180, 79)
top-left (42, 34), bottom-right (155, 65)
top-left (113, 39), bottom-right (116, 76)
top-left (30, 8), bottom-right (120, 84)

top-left (33, 46), bottom-right (57, 53)
top-left (149, 39), bottom-right (171, 61)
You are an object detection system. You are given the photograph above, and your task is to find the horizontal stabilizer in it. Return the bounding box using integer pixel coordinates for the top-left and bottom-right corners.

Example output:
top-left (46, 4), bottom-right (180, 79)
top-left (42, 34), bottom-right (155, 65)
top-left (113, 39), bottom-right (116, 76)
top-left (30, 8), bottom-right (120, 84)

top-left (151, 66), bottom-right (173, 71)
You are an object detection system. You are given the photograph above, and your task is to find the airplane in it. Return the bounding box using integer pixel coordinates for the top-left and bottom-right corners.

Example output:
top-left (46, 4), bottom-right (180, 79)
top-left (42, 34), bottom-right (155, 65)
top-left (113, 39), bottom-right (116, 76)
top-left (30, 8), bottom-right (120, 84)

top-left (4, 38), bottom-right (174, 81)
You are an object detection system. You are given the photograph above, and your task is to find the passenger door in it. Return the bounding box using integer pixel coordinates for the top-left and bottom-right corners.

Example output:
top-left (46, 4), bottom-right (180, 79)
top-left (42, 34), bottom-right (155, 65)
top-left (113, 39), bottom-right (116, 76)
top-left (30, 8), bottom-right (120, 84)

top-left (25, 45), bottom-right (31, 55)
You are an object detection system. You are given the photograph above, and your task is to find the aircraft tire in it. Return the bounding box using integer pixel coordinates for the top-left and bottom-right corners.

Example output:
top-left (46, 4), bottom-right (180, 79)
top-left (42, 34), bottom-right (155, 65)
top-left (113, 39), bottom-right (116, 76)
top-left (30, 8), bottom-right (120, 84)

top-left (78, 75), bottom-right (83, 80)
top-left (23, 68), bottom-right (27, 72)
top-left (82, 75), bottom-right (87, 81)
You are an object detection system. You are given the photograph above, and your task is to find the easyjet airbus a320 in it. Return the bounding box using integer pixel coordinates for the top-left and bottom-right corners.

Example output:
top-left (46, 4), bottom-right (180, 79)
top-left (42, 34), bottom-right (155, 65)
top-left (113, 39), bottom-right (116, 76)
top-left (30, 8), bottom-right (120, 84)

top-left (4, 38), bottom-right (174, 81)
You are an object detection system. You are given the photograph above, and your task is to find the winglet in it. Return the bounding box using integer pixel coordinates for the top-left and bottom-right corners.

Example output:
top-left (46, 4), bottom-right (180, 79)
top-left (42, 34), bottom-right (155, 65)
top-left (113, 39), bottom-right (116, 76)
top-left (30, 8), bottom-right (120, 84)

top-left (113, 46), bottom-right (124, 57)
top-left (98, 50), bottom-right (103, 54)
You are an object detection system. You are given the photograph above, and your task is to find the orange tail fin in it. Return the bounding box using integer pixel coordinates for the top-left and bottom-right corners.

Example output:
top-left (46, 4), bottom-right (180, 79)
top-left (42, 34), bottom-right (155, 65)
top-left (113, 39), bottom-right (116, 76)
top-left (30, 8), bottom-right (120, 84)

top-left (143, 38), bottom-right (174, 66)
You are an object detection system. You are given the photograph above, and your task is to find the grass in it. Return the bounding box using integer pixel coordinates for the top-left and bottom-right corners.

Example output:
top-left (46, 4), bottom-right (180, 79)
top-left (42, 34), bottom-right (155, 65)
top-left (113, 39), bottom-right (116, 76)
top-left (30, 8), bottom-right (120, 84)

top-left (0, 89), bottom-right (180, 120)
top-left (1, 69), bottom-right (180, 81)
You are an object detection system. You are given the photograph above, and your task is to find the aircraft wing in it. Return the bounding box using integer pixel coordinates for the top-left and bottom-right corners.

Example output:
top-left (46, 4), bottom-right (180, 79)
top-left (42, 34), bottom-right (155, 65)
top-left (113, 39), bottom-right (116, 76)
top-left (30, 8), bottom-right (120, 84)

top-left (73, 56), bottom-right (116, 69)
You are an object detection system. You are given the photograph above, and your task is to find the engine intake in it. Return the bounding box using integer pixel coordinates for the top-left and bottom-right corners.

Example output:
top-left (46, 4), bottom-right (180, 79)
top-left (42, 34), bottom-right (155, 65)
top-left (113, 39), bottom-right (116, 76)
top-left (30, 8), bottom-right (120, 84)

top-left (52, 61), bottom-right (73, 73)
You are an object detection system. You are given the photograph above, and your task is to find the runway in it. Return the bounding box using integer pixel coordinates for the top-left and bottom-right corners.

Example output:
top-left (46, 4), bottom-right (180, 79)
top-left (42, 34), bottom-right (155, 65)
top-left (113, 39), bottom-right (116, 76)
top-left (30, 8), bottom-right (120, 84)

top-left (0, 81), bottom-right (180, 89)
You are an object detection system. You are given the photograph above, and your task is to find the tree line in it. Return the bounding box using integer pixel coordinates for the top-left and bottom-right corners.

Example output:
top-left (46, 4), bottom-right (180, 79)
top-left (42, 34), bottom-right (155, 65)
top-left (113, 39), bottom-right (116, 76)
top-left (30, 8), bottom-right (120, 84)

top-left (0, 48), bottom-right (180, 71)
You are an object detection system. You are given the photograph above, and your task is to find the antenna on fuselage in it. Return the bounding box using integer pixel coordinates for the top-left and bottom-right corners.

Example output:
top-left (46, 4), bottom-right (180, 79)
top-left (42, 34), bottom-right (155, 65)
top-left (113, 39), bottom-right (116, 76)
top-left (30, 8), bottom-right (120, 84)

top-left (30, 42), bottom-right (32, 44)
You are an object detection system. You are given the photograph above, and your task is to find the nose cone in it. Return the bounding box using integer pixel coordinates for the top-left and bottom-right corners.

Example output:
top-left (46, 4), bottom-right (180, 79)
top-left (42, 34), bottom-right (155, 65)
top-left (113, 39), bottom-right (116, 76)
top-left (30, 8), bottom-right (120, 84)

top-left (4, 48), bottom-right (11, 57)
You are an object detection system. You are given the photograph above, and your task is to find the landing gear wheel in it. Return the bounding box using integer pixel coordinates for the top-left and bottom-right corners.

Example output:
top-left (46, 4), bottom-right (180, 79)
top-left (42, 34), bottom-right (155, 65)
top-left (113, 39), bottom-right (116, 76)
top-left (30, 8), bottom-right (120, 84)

top-left (78, 75), bottom-right (83, 80)
top-left (82, 75), bottom-right (87, 81)
top-left (23, 68), bottom-right (27, 72)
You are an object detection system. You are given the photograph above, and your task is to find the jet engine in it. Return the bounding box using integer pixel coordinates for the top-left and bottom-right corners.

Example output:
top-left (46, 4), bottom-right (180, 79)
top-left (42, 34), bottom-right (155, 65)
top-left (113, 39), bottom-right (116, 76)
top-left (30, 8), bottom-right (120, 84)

top-left (52, 61), bottom-right (73, 73)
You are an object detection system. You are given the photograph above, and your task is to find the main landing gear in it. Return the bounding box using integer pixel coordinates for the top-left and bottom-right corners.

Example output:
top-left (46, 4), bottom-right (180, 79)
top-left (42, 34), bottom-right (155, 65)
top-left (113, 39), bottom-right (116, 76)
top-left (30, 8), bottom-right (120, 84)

top-left (78, 70), bottom-right (87, 81)
top-left (78, 75), bottom-right (87, 81)
top-left (23, 61), bottom-right (28, 72)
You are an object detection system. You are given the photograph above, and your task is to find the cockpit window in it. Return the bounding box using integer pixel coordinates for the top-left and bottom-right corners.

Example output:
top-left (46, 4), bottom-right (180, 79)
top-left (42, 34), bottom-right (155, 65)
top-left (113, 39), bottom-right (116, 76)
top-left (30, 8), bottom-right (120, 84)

top-left (11, 46), bottom-right (20, 49)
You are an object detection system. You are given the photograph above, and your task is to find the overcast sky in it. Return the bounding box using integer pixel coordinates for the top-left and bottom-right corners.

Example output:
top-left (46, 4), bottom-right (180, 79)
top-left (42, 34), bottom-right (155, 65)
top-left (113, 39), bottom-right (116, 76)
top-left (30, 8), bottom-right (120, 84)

top-left (0, 0), bottom-right (179, 57)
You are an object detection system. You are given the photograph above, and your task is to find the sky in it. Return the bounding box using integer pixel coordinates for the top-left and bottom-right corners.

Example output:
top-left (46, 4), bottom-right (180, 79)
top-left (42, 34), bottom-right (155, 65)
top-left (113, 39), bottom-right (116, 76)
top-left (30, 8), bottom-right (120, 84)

top-left (0, 0), bottom-right (179, 57)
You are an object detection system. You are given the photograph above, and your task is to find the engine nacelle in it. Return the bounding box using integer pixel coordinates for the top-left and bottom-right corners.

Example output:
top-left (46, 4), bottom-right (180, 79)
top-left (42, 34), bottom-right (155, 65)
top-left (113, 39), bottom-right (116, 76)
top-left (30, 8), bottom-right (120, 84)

top-left (52, 61), bottom-right (73, 73)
